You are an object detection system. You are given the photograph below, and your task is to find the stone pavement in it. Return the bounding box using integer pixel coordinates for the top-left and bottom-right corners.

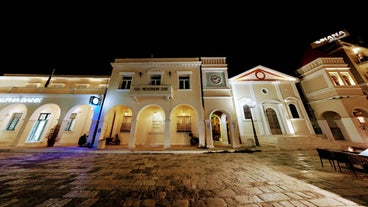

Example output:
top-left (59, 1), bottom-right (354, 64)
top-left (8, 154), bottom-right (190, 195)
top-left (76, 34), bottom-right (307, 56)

top-left (0, 146), bottom-right (368, 207)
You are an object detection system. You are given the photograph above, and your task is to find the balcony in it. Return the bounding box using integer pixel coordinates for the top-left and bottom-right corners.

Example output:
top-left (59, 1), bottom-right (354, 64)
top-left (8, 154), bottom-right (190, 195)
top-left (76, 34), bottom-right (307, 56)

top-left (129, 85), bottom-right (173, 101)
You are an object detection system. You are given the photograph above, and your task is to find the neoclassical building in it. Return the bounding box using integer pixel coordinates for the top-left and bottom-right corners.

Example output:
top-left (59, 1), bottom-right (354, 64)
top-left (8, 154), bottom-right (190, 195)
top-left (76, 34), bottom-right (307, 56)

top-left (0, 74), bottom-right (109, 147)
top-left (296, 57), bottom-right (368, 142)
top-left (0, 57), bottom-right (318, 149)
top-left (1, 31), bottom-right (368, 149)
top-left (230, 65), bottom-right (315, 144)
top-left (295, 30), bottom-right (368, 143)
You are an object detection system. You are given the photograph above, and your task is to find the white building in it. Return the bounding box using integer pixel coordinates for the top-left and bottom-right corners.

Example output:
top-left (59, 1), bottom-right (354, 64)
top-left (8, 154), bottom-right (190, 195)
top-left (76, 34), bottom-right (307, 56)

top-left (0, 74), bottom-right (109, 147)
top-left (230, 65), bottom-right (315, 145)
top-left (0, 57), bottom-right (321, 149)
top-left (296, 30), bottom-right (368, 144)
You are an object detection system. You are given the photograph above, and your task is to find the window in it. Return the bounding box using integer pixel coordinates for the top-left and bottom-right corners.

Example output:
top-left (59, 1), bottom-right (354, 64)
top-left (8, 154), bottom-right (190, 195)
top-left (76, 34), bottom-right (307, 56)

top-left (329, 72), bottom-right (343, 86)
top-left (340, 72), bottom-right (355, 86)
top-left (177, 115), bottom-right (191, 132)
top-left (150, 74), bottom-right (161, 85)
top-left (27, 113), bottom-right (51, 142)
top-left (179, 75), bottom-right (190, 89)
top-left (64, 113), bottom-right (77, 131)
top-left (261, 88), bottom-right (268, 94)
top-left (353, 52), bottom-right (368, 64)
top-left (119, 75), bottom-right (132, 89)
top-left (288, 104), bottom-right (300, 118)
top-left (6, 113), bottom-right (22, 131)
top-left (120, 116), bottom-right (132, 132)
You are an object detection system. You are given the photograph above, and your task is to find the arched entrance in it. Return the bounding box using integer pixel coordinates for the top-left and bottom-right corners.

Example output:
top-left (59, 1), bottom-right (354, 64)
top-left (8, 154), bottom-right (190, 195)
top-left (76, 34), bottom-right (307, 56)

top-left (170, 104), bottom-right (198, 145)
top-left (322, 111), bottom-right (345, 140)
top-left (135, 105), bottom-right (165, 146)
top-left (103, 105), bottom-right (132, 146)
top-left (210, 111), bottom-right (231, 145)
top-left (265, 108), bottom-right (282, 135)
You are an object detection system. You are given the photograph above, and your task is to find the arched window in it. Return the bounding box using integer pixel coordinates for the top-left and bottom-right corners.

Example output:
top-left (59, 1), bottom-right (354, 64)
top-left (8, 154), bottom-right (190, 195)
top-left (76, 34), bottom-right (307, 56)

top-left (288, 104), bottom-right (300, 118)
top-left (331, 75), bottom-right (340, 86)
top-left (340, 72), bottom-right (356, 86)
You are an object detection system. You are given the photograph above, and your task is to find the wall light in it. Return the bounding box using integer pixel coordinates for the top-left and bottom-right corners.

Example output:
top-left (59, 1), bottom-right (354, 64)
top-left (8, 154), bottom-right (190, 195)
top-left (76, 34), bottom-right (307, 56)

top-left (89, 96), bottom-right (101, 105)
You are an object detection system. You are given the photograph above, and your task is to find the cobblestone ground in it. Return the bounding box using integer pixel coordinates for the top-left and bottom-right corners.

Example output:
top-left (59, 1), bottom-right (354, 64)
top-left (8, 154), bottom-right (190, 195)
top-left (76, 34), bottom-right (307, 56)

top-left (0, 149), bottom-right (367, 207)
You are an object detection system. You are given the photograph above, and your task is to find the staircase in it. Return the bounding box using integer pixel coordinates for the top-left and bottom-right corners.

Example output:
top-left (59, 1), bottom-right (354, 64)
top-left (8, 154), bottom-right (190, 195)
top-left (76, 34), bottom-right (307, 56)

top-left (257, 134), bottom-right (368, 151)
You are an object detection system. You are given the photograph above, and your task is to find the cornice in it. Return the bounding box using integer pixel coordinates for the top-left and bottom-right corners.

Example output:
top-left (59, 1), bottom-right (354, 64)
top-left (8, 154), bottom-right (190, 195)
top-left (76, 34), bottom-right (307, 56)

top-left (111, 62), bottom-right (202, 69)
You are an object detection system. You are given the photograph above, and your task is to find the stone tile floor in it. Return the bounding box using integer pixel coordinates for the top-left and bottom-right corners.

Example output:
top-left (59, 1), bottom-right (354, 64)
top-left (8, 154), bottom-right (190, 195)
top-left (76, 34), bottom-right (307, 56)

top-left (0, 147), bottom-right (367, 207)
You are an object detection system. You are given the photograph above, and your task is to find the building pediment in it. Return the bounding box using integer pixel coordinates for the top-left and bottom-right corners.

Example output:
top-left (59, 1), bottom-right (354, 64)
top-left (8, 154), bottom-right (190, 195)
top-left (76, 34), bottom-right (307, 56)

top-left (229, 65), bottom-right (299, 82)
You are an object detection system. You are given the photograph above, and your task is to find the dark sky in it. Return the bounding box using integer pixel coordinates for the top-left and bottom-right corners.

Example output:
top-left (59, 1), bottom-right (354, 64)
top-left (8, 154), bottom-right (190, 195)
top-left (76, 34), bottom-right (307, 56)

top-left (0, 3), bottom-right (365, 78)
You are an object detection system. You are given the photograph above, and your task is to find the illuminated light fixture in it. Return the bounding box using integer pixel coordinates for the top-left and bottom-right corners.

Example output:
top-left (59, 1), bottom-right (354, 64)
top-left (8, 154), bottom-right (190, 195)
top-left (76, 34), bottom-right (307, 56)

top-left (89, 96), bottom-right (101, 105)
top-left (154, 112), bottom-right (157, 116)
top-left (348, 146), bottom-right (354, 152)
top-left (124, 111), bottom-right (128, 116)
top-left (352, 47), bottom-right (360, 54)
top-left (357, 116), bottom-right (365, 124)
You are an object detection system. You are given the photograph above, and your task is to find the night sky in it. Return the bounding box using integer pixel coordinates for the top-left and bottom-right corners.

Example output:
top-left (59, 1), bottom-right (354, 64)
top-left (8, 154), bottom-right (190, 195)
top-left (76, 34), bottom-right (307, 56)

top-left (0, 3), bottom-right (365, 78)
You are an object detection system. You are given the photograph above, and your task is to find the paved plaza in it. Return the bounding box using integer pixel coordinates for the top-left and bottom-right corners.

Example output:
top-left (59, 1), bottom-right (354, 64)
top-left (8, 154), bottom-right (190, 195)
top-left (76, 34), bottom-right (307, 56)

top-left (0, 147), bottom-right (368, 207)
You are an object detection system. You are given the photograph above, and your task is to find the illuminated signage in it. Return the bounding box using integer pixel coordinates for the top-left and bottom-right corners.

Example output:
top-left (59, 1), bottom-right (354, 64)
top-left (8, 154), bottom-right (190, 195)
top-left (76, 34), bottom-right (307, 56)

top-left (311, 30), bottom-right (349, 49)
top-left (0, 97), bottom-right (43, 103)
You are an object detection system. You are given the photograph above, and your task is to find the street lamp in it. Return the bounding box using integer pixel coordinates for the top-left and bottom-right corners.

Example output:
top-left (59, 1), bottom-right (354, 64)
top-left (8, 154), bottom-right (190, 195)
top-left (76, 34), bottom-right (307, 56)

top-left (249, 106), bottom-right (260, 146)
top-left (89, 89), bottom-right (107, 148)
top-left (245, 102), bottom-right (260, 146)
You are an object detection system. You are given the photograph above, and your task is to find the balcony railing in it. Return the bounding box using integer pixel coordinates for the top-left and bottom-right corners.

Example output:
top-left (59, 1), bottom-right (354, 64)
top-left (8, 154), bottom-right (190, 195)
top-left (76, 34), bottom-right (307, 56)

top-left (129, 85), bottom-right (173, 101)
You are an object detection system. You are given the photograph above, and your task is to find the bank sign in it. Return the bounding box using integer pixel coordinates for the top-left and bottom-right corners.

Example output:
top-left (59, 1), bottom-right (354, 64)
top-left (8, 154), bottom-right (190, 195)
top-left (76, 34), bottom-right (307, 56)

top-left (311, 30), bottom-right (349, 49)
top-left (0, 97), bottom-right (43, 103)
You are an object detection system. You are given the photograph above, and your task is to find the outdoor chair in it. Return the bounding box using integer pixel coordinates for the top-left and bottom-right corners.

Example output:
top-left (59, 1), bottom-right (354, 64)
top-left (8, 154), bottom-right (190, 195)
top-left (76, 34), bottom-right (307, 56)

top-left (346, 153), bottom-right (368, 177)
top-left (329, 150), bottom-right (354, 173)
top-left (316, 148), bottom-right (336, 171)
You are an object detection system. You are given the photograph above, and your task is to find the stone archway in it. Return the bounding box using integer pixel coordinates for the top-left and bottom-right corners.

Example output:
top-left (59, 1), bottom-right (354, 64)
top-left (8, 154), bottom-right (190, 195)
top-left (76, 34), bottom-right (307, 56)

top-left (322, 111), bottom-right (345, 140)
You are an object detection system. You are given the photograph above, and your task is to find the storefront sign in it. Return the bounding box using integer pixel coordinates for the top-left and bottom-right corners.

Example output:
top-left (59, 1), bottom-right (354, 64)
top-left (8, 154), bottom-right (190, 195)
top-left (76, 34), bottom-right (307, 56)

top-left (0, 97), bottom-right (43, 103)
top-left (311, 30), bottom-right (349, 49)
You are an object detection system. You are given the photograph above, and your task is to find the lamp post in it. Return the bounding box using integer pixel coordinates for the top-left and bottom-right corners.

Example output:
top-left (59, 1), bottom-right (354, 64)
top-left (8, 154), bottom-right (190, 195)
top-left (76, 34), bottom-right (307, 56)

top-left (89, 88), bottom-right (107, 148)
top-left (248, 104), bottom-right (260, 146)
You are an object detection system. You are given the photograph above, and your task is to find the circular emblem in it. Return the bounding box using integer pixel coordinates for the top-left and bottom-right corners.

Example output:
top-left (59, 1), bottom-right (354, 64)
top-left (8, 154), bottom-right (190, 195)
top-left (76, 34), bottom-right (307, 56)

top-left (210, 74), bottom-right (222, 84)
top-left (255, 71), bottom-right (266, 80)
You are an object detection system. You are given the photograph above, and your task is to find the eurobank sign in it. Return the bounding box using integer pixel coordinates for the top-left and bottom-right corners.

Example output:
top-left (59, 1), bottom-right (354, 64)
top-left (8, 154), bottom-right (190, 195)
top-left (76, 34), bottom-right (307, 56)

top-left (311, 30), bottom-right (349, 49)
top-left (0, 97), bottom-right (43, 103)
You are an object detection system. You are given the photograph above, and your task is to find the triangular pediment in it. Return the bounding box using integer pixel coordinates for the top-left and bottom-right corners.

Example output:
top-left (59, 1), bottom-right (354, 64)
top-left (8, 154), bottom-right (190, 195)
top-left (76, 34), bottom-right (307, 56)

top-left (229, 65), bottom-right (299, 82)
